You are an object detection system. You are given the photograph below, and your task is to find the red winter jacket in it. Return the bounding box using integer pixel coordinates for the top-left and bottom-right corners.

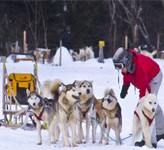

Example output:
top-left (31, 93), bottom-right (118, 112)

top-left (122, 49), bottom-right (160, 98)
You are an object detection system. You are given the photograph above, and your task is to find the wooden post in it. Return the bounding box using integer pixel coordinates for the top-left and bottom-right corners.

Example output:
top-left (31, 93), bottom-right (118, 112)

top-left (2, 60), bottom-right (6, 122)
top-left (15, 41), bottom-right (19, 53)
top-left (156, 33), bottom-right (160, 58)
top-left (59, 40), bottom-right (62, 66)
top-left (23, 31), bottom-right (27, 53)
top-left (125, 35), bottom-right (128, 49)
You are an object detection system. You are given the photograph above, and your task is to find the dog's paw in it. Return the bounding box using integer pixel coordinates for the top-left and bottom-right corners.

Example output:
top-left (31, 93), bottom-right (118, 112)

top-left (51, 141), bottom-right (57, 144)
top-left (116, 140), bottom-right (122, 145)
top-left (92, 140), bottom-right (96, 143)
top-left (63, 143), bottom-right (71, 147)
top-left (77, 140), bottom-right (82, 144)
top-left (37, 142), bottom-right (42, 145)
top-left (116, 142), bottom-right (122, 145)
top-left (72, 144), bottom-right (78, 147)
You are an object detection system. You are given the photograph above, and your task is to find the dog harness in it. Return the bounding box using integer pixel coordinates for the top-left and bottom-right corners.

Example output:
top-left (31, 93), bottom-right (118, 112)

top-left (34, 108), bottom-right (44, 121)
top-left (77, 96), bottom-right (94, 118)
top-left (59, 103), bottom-right (74, 122)
top-left (134, 110), bottom-right (155, 126)
top-left (78, 106), bottom-right (91, 118)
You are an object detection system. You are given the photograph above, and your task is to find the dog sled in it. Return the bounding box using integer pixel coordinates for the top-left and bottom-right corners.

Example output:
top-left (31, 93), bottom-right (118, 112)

top-left (2, 53), bottom-right (40, 127)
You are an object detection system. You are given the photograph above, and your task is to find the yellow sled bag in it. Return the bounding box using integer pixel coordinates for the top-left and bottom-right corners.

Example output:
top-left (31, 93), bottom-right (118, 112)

top-left (7, 73), bottom-right (35, 105)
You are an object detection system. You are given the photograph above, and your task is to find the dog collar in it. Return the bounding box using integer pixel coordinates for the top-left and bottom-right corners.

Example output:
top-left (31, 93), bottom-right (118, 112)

top-left (34, 108), bottom-right (44, 121)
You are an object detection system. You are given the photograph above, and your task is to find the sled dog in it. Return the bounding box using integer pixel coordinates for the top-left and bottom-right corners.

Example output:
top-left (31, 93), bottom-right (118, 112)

top-left (85, 46), bottom-right (94, 60)
top-left (75, 80), bottom-right (96, 144)
top-left (79, 46), bottom-right (95, 61)
top-left (26, 83), bottom-right (60, 145)
top-left (141, 50), bottom-right (157, 59)
top-left (92, 96), bottom-right (106, 142)
top-left (134, 47), bottom-right (157, 59)
top-left (131, 91), bottom-right (158, 148)
top-left (70, 50), bottom-right (80, 61)
top-left (99, 88), bottom-right (122, 145)
top-left (51, 80), bottom-right (81, 147)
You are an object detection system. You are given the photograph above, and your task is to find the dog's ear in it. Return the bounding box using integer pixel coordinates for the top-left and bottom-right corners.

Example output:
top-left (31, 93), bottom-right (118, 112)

top-left (61, 83), bottom-right (67, 92)
top-left (104, 88), bottom-right (111, 96)
top-left (74, 80), bottom-right (82, 86)
top-left (89, 80), bottom-right (93, 84)
top-left (109, 88), bottom-right (115, 97)
top-left (26, 89), bottom-right (30, 97)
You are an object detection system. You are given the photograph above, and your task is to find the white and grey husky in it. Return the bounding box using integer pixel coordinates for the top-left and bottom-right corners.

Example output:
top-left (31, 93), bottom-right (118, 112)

top-left (75, 80), bottom-right (96, 144)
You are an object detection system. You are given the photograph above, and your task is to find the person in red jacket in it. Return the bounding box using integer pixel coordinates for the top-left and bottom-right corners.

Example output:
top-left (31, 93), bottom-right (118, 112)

top-left (113, 47), bottom-right (164, 148)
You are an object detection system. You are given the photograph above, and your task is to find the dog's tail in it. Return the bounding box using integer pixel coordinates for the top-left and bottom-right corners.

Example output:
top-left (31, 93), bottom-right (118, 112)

top-left (41, 80), bottom-right (52, 98)
top-left (50, 79), bottom-right (62, 96)
top-left (41, 79), bottom-right (62, 99)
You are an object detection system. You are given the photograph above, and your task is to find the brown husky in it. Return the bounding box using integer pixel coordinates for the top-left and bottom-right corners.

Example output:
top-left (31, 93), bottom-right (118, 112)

top-left (98, 88), bottom-right (122, 145)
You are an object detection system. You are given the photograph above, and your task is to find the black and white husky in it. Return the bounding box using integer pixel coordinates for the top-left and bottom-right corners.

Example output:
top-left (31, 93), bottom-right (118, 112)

top-left (26, 87), bottom-right (60, 145)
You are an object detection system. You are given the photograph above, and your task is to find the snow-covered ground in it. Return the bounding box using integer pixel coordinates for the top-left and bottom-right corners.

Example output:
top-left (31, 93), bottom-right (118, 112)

top-left (0, 48), bottom-right (164, 150)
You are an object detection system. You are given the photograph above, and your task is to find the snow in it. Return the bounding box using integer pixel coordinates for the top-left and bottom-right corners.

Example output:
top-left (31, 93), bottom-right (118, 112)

top-left (0, 48), bottom-right (164, 150)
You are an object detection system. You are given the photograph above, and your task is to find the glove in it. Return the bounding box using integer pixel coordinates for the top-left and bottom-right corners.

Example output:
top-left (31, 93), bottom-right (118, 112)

top-left (120, 84), bottom-right (129, 99)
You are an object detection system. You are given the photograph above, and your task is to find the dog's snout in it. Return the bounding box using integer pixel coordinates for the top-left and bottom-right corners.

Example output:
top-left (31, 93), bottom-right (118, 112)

top-left (33, 102), bottom-right (36, 106)
top-left (86, 89), bottom-right (90, 94)
top-left (152, 108), bottom-right (155, 112)
top-left (79, 92), bottom-right (81, 96)
top-left (107, 99), bottom-right (112, 103)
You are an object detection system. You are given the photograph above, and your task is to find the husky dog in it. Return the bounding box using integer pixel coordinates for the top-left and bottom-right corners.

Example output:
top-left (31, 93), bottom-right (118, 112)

top-left (99, 88), bottom-right (122, 145)
top-left (79, 48), bottom-right (86, 61)
top-left (26, 80), bottom-right (60, 145)
top-left (75, 80), bottom-right (96, 144)
top-left (93, 96), bottom-right (105, 141)
top-left (136, 46), bottom-right (157, 59)
top-left (69, 50), bottom-right (80, 61)
top-left (50, 80), bottom-right (81, 147)
top-left (85, 46), bottom-right (94, 60)
top-left (34, 79), bottom-right (81, 147)
top-left (131, 91), bottom-right (158, 148)
top-left (79, 46), bottom-right (95, 61)
top-left (141, 50), bottom-right (157, 59)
